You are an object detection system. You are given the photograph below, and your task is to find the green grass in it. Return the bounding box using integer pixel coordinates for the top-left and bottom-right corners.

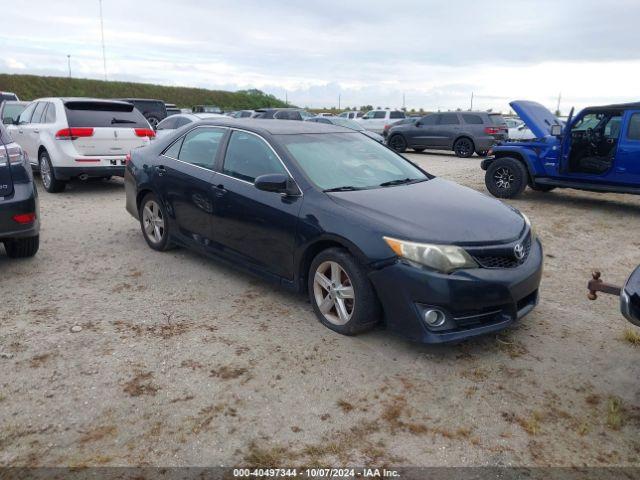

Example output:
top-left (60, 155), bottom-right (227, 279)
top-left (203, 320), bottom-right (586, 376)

top-left (0, 73), bottom-right (288, 110)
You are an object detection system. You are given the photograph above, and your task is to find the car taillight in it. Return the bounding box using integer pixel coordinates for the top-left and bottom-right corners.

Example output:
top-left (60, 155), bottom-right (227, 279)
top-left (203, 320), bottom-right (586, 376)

top-left (2, 144), bottom-right (26, 164)
top-left (135, 128), bottom-right (155, 138)
top-left (484, 126), bottom-right (501, 135)
top-left (55, 128), bottom-right (94, 140)
top-left (383, 125), bottom-right (390, 131)
top-left (12, 212), bottom-right (36, 224)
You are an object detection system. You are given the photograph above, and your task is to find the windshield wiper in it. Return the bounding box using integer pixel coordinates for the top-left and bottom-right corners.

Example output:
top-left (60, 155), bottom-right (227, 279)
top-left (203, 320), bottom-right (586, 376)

top-left (379, 177), bottom-right (424, 187)
top-left (323, 185), bottom-right (363, 192)
top-left (111, 118), bottom-right (137, 124)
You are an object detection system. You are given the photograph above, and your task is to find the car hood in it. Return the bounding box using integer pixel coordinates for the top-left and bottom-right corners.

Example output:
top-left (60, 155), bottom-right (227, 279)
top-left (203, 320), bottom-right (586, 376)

top-left (510, 100), bottom-right (562, 139)
top-left (362, 130), bottom-right (384, 143)
top-left (328, 178), bottom-right (525, 245)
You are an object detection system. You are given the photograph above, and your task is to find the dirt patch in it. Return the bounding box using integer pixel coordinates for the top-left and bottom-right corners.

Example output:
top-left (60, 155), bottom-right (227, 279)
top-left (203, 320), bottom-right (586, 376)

top-left (122, 372), bottom-right (159, 397)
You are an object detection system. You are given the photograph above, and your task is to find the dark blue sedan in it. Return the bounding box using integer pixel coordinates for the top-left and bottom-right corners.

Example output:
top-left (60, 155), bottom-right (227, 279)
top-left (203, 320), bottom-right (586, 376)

top-left (124, 119), bottom-right (543, 344)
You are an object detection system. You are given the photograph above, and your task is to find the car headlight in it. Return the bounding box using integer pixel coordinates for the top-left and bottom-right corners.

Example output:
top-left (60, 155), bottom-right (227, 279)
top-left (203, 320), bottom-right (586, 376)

top-left (521, 213), bottom-right (536, 239)
top-left (383, 236), bottom-right (478, 273)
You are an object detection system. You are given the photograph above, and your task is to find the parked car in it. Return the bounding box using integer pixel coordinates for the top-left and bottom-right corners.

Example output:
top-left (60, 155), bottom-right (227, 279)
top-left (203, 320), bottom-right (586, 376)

top-left (7, 98), bottom-right (154, 193)
top-left (120, 98), bottom-right (167, 128)
top-left (338, 111), bottom-right (364, 120)
top-left (155, 113), bottom-right (227, 138)
top-left (587, 268), bottom-right (640, 328)
top-left (306, 116), bottom-right (384, 143)
top-left (383, 117), bottom-right (419, 140)
top-left (0, 122), bottom-right (39, 258)
top-left (504, 118), bottom-right (523, 129)
top-left (387, 112), bottom-right (508, 157)
top-left (193, 105), bottom-right (222, 114)
top-left (317, 113), bottom-right (334, 117)
top-left (508, 123), bottom-right (535, 141)
top-left (165, 103), bottom-right (181, 117)
top-left (226, 110), bottom-right (258, 118)
top-left (124, 118), bottom-right (542, 344)
top-left (253, 108), bottom-right (315, 120)
top-left (1, 101), bottom-right (28, 126)
top-left (0, 92), bottom-right (19, 103)
top-left (482, 100), bottom-right (640, 198)
top-left (357, 109), bottom-right (406, 134)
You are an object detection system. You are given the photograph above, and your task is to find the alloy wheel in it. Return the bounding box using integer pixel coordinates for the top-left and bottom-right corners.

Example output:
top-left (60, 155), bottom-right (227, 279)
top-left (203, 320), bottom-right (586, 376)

top-left (455, 139), bottom-right (472, 157)
top-left (494, 166), bottom-right (515, 189)
top-left (40, 156), bottom-right (52, 189)
top-left (389, 135), bottom-right (406, 152)
top-left (142, 200), bottom-right (165, 244)
top-left (313, 261), bottom-right (355, 326)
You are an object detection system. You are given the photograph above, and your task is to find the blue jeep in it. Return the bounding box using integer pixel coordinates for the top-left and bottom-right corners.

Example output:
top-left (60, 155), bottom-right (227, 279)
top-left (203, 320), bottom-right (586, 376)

top-left (481, 100), bottom-right (640, 198)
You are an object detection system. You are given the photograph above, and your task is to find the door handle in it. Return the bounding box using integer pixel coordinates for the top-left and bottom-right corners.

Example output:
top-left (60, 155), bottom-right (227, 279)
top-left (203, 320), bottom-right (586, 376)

top-left (155, 165), bottom-right (166, 176)
top-left (33, 129), bottom-right (39, 134)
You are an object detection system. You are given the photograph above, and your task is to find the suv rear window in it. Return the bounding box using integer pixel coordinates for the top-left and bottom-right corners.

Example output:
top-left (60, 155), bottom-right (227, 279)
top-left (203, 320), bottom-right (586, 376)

top-left (462, 114), bottom-right (483, 124)
top-left (64, 101), bottom-right (149, 128)
top-left (1, 93), bottom-right (18, 102)
top-left (390, 111), bottom-right (406, 119)
top-left (488, 114), bottom-right (506, 125)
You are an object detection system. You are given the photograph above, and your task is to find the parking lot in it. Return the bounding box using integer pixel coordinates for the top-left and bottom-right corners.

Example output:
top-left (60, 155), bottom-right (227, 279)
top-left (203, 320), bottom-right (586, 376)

top-left (1, 151), bottom-right (638, 467)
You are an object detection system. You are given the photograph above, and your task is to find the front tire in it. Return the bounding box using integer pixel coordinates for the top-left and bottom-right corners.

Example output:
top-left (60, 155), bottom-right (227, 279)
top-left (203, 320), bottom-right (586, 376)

top-left (39, 151), bottom-right (66, 193)
top-left (139, 193), bottom-right (171, 251)
top-left (453, 138), bottom-right (474, 158)
top-left (388, 134), bottom-right (407, 153)
top-left (308, 248), bottom-right (380, 336)
top-left (4, 235), bottom-right (39, 258)
top-left (485, 157), bottom-right (528, 198)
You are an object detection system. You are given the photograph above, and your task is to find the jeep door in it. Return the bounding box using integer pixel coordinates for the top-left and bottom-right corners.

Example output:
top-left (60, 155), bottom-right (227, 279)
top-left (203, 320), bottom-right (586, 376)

top-left (615, 110), bottom-right (640, 185)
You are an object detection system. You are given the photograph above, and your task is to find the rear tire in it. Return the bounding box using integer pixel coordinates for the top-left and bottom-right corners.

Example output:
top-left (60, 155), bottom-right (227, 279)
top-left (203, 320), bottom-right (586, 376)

top-left (453, 138), bottom-right (474, 158)
top-left (4, 235), bottom-right (39, 258)
top-left (146, 116), bottom-right (161, 129)
top-left (139, 193), bottom-right (172, 251)
top-left (39, 150), bottom-right (66, 193)
top-left (308, 248), bottom-right (380, 336)
top-left (485, 157), bottom-right (528, 198)
top-left (388, 134), bottom-right (407, 153)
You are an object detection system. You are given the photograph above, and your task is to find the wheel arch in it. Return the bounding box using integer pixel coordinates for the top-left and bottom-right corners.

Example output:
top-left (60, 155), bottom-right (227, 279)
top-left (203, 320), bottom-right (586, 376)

top-left (493, 150), bottom-right (534, 182)
top-left (452, 135), bottom-right (474, 150)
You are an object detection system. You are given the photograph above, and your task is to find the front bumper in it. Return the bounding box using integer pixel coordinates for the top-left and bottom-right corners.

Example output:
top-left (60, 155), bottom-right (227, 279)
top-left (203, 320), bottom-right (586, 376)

top-left (368, 238), bottom-right (543, 343)
top-left (0, 182), bottom-right (40, 240)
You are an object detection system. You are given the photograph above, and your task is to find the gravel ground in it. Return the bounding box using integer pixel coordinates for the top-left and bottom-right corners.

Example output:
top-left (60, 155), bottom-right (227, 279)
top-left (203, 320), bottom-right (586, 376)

top-left (1, 151), bottom-right (639, 468)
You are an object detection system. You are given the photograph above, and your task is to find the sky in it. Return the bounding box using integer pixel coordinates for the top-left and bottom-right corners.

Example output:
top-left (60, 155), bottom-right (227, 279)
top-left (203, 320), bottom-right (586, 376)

top-left (1, 0), bottom-right (640, 114)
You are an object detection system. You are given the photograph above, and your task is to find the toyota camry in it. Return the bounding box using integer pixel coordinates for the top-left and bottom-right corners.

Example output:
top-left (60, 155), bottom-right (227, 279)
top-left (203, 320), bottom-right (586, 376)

top-left (124, 119), bottom-right (543, 344)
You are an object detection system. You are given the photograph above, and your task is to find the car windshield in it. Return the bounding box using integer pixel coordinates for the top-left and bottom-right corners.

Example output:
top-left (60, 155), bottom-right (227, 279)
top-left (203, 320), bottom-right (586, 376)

top-left (279, 132), bottom-right (428, 191)
top-left (329, 118), bottom-right (364, 131)
top-left (2, 103), bottom-right (26, 122)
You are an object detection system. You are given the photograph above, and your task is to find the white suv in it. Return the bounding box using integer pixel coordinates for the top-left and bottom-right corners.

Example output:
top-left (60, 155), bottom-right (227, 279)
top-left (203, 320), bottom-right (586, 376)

top-left (7, 98), bottom-right (154, 192)
top-left (356, 109), bottom-right (406, 134)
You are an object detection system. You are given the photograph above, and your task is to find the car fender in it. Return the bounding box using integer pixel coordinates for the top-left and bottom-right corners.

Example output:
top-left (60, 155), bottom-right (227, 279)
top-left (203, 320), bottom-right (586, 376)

top-left (485, 145), bottom-right (547, 177)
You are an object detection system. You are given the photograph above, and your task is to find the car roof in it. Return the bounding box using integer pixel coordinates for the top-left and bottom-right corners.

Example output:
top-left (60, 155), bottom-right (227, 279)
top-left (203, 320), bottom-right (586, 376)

top-left (195, 118), bottom-right (354, 135)
top-left (584, 102), bottom-right (640, 112)
top-left (55, 97), bottom-right (136, 105)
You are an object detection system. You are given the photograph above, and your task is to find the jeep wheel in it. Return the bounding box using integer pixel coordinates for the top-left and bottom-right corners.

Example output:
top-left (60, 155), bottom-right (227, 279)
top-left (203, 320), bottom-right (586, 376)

top-left (485, 157), bottom-right (528, 198)
top-left (453, 138), bottom-right (474, 158)
top-left (388, 134), bottom-right (407, 153)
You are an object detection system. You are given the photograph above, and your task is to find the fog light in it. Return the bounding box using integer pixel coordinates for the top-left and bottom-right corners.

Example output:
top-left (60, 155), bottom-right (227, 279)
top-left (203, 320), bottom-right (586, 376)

top-left (423, 309), bottom-right (446, 327)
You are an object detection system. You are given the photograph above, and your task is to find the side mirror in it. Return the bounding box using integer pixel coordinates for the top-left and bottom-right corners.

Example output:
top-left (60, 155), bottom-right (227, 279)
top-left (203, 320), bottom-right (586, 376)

top-left (254, 173), bottom-right (299, 196)
top-left (550, 124), bottom-right (563, 136)
top-left (2, 117), bottom-right (13, 125)
top-left (415, 121), bottom-right (422, 127)
top-left (621, 266), bottom-right (640, 327)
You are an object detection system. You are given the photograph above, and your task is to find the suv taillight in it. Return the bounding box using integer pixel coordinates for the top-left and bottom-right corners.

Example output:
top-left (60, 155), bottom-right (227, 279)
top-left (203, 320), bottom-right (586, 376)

top-left (0, 144), bottom-right (26, 165)
top-left (135, 128), bottom-right (155, 138)
top-left (55, 128), bottom-right (94, 140)
top-left (484, 126), bottom-right (502, 135)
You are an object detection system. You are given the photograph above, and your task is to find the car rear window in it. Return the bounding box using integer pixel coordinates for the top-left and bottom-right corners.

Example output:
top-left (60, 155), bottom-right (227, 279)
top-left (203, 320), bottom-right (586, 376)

top-left (1, 93), bottom-right (18, 102)
top-left (390, 111), bottom-right (406, 119)
top-left (488, 114), bottom-right (507, 125)
top-left (462, 114), bottom-right (483, 124)
top-left (64, 101), bottom-right (149, 128)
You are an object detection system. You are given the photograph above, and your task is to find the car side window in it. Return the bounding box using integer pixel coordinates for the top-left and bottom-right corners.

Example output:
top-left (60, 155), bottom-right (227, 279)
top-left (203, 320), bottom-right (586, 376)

top-left (373, 111), bottom-right (386, 119)
top-left (390, 111), bottom-right (405, 119)
top-left (223, 131), bottom-right (286, 183)
top-left (420, 114), bottom-right (439, 126)
top-left (177, 127), bottom-right (225, 169)
top-left (627, 113), bottom-right (640, 140)
top-left (156, 117), bottom-right (177, 130)
top-left (163, 138), bottom-right (183, 158)
top-left (31, 102), bottom-right (47, 123)
top-left (439, 113), bottom-right (460, 125)
top-left (43, 103), bottom-right (57, 123)
top-left (18, 102), bottom-right (37, 124)
top-left (462, 114), bottom-right (483, 125)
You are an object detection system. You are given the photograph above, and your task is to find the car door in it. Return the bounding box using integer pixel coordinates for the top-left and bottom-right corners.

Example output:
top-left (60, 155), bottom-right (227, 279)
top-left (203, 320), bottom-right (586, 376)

top-left (211, 129), bottom-right (302, 280)
top-left (409, 114), bottom-right (439, 147)
top-left (23, 102), bottom-right (47, 158)
top-left (155, 126), bottom-right (226, 249)
top-left (434, 112), bottom-right (461, 148)
top-left (8, 101), bottom-right (37, 154)
top-left (615, 110), bottom-right (640, 185)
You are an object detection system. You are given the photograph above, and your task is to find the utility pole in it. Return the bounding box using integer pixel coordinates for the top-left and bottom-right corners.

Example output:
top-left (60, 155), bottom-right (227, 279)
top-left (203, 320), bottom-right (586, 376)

top-left (402, 92), bottom-right (406, 111)
top-left (470, 92), bottom-right (474, 111)
top-left (99, 0), bottom-right (107, 81)
top-left (338, 94), bottom-right (341, 110)
top-left (556, 92), bottom-right (562, 116)
top-left (285, 90), bottom-right (288, 106)
top-left (67, 55), bottom-right (71, 78)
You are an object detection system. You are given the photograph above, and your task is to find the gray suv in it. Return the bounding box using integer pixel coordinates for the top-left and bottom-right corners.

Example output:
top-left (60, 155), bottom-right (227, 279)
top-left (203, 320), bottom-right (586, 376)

top-left (387, 112), bottom-right (508, 157)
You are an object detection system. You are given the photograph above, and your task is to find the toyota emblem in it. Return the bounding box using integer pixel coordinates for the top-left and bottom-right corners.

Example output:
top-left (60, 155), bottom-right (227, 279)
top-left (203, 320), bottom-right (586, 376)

top-left (514, 243), bottom-right (525, 261)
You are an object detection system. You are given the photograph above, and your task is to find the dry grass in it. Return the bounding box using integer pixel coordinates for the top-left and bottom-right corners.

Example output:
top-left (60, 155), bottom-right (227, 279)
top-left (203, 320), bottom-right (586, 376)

top-left (607, 397), bottom-right (623, 430)
top-left (122, 372), bottom-right (159, 397)
top-left (622, 328), bottom-right (640, 346)
top-left (78, 425), bottom-right (117, 444)
top-left (209, 365), bottom-right (248, 380)
top-left (337, 400), bottom-right (354, 412)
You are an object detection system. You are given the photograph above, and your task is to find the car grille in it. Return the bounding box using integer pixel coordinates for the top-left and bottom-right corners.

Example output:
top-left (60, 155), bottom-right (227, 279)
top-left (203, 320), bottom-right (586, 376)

top-left (472, 234), bottom-right (531, 269)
